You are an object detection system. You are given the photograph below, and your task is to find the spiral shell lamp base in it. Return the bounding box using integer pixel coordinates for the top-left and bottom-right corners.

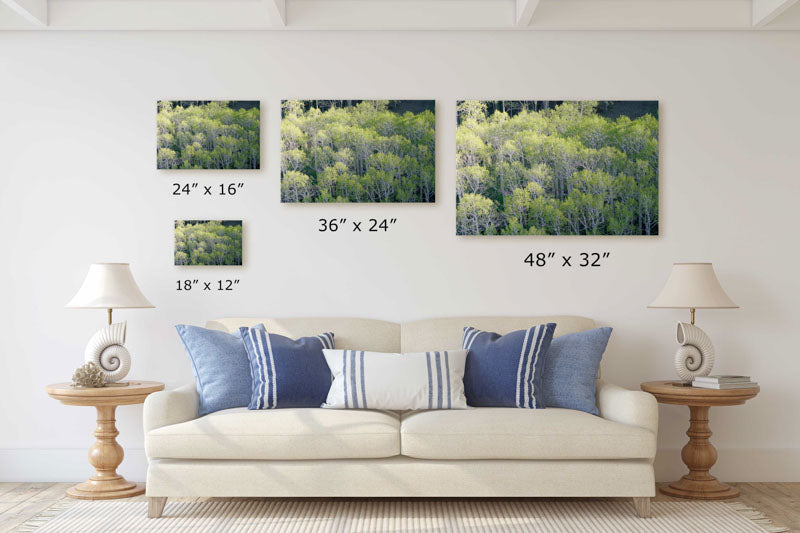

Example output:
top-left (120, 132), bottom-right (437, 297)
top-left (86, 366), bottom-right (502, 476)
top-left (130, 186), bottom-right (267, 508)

top-left (674, 321), bottom-right (715, 383)
top-left (84, 322), bottom-right (131, 383)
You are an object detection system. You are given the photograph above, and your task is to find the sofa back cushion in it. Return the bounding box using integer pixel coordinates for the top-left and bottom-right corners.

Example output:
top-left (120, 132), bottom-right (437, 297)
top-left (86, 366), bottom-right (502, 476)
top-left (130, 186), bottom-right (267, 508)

top-left (400, 316), bottom-right (596, 352)
top-left (208, 317), bottom-right (401, 352)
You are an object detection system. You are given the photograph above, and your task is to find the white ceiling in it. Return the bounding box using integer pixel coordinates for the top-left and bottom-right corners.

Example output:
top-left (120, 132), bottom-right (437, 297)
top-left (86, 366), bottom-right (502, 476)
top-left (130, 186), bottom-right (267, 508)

top-left (1, 0), bottom-right (799, 30)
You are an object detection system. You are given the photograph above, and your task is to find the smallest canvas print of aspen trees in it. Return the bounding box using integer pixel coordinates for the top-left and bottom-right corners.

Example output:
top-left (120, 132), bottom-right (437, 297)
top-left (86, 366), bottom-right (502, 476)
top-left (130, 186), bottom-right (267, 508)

top-left (281, 100), bottom-right (435, 203)
top-left (174, 220), bottom-right (243, 266)
top-left (456, 100), bottom-right (659, 236)
top-left (157, 101), bottom-right (260, 169)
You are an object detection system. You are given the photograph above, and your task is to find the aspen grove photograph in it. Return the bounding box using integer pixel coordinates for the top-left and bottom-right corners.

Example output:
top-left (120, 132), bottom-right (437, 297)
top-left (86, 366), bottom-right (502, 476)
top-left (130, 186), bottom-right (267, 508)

top-left (157, 101), bottom-right (260, 169)
top-left (456, 100), bottom-right (659, 236)
top-left (174, 220), bottom-right (243, 266)
top-left (281, 100), bottom-right (435, 203)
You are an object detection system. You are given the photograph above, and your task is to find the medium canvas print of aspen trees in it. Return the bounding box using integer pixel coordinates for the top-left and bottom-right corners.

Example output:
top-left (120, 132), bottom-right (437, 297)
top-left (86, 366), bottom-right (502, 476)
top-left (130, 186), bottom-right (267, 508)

top-left (456, 100), bottom-right (659, 236)
top-left (281, 100), bottom-right (435, 203)
top-left (174, 220), bottom-right (243, 266)
top-left (157, 101), bottom-right (260, 170)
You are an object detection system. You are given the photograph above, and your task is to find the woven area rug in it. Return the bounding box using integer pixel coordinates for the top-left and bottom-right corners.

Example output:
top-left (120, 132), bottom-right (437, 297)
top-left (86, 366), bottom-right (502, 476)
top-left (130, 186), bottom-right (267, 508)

top-left (16, 499), bottom-right (788, 533)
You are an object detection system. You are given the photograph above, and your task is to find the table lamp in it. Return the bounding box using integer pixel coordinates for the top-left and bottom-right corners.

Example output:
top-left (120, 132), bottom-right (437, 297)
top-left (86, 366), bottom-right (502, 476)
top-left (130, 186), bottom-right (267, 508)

top-left (66, 263), bottom-right (154, 384)
top-left (648, 262), bottom-right (738, 383)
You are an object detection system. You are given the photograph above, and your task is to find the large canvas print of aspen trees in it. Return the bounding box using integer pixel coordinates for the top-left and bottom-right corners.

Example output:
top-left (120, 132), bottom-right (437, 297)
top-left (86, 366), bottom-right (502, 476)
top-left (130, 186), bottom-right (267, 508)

top-left (281, 100), bottom-right (435, 203)
top-left (456, 100), bottom-right (659, 236)
top-left (157, 101), bottom-right (260, 170)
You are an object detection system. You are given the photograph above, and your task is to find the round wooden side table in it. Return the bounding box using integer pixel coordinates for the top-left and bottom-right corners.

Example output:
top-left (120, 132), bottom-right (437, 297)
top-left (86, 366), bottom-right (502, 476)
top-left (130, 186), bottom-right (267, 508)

top-left (45, 381), bottom-right (165, 500)
top-left (640, 380), bottom-right (759, 500)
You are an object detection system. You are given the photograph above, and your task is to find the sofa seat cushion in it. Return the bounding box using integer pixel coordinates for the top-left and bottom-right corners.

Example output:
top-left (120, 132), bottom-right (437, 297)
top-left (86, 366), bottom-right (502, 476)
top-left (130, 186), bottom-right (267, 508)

top-left (400, 408), bottom-right (655, 460)
top-left (147, 407), bottom-right (400, 460)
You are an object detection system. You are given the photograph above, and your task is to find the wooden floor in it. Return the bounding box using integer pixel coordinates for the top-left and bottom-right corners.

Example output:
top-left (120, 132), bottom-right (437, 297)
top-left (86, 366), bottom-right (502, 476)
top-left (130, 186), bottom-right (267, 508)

top-left (0, 482), bottom-right (798, 532)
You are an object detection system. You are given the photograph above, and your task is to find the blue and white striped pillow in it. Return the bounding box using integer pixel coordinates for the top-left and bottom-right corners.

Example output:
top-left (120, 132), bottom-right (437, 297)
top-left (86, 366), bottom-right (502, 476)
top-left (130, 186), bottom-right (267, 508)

top-left (240, 324), bottom-right (334, 409)
top-left (462, 323), bottom-right (556, 408)
top-left (321, 349), bottom-right (468, 410)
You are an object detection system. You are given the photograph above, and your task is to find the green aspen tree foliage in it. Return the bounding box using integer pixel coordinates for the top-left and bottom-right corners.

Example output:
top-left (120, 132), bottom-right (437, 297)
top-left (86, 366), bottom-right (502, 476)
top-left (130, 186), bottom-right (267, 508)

top-left (281, 100), bottom-right (435, 203)
top-left (174, 221), bottom-right (243, 266)
top-left (157, 101), bottom-right (260, 170)
top-left (455, 100), bottom-right (658, 235)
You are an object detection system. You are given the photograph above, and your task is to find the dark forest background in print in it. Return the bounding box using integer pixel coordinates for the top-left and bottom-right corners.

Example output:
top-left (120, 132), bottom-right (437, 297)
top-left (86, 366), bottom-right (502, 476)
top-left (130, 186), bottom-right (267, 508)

top-left (456, 100), bottom-right (658, 236)
top-left (174, 220), bottom-right (243, 266)
top-left (158, 101), bottom-right (260, 170)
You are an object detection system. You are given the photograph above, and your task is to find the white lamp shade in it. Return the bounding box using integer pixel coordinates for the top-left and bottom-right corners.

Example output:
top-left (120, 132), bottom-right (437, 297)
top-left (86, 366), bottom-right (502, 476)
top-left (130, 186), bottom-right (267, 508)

top-left (648, 262), bottom-right (738, 309)
top-left (66, 263), bottom-right (154, 309)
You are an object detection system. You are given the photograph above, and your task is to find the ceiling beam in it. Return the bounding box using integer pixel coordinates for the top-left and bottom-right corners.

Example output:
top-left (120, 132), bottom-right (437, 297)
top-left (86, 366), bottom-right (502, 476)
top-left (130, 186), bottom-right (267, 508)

top-left (0, 0), bottom-right (789, 31)
top-left (1, 0), bottom-right (47, 26)
top-left (529, 0), bottom-right (751, 30)
top-left (286, 0), bottom-right (510, 29)
top-left (515, 0), bottom-right (540, 27)
top-left (264, 0), bottom-right (286, 26)
top-left (752, 0), bottom-right (799, 26)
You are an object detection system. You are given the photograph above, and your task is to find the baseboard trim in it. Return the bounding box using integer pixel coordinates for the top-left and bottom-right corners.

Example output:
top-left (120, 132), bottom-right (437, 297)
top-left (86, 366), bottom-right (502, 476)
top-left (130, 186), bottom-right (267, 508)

top-left (654, 448), bottom-right (800, 482)
top-left (2, 448), bottom-right (798, 482)
top-left (0, 448), bottom-right (147, 482)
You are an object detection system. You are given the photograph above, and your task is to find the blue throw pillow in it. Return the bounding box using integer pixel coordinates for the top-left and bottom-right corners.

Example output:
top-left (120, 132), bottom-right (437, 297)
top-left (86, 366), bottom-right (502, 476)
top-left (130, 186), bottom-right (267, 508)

top-left (240, 324), bottom-right (334, 409)
top-left (462, 323), bottom-right (556, 408)
top-left (542, 327), bottom-right (613, 415)
top-left (175, 325), bottom-right (252, 417)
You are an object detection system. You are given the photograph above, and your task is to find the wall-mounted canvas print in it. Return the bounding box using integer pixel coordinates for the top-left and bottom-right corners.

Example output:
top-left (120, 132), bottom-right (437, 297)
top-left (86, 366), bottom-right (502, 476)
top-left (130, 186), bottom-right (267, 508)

top-left (281, 100), bottom-right (435, 203)
top-left (157, 101), bottom-right (260, 170)
top-left (456, 100), bottom-right (659, 236)
top-left (174, 220), bottom-right (243, 266)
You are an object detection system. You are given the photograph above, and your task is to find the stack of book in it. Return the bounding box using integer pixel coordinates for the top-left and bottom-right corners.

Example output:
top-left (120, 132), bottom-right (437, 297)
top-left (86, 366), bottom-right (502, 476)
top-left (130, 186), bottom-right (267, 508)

top-left (692, 375), bottom-right (758, 389)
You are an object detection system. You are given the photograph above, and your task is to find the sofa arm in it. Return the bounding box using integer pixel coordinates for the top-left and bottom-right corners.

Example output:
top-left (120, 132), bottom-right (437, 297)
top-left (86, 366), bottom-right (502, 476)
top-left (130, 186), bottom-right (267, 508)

top-left (143, 384), bottom-right (199, 433)
top-left (596, 379), bottom-right (658, 435)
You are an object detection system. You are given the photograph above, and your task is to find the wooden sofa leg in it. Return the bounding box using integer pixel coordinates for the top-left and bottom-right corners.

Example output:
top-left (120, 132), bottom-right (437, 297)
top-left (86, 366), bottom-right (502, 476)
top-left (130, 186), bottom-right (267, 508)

top-left (632, 497), bottom-right (652, 518)
top-left (148, 497), bottom-right (167, 518)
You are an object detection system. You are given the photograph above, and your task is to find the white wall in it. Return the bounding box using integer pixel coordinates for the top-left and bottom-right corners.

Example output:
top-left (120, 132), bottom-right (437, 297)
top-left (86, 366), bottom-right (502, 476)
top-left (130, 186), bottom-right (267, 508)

top-left (0, 30), bottom-right (798, 483)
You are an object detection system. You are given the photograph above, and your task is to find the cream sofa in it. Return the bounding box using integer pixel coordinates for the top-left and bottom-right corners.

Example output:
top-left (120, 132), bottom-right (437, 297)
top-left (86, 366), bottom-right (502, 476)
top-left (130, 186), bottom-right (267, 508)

top-left (144, 316), bottom-right (658, 518)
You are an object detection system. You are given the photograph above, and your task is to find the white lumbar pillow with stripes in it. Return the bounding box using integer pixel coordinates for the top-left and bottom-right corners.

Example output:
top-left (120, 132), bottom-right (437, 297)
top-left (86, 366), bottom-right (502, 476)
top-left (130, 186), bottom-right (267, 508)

top-left (321, 349), bottom-right (469, 410)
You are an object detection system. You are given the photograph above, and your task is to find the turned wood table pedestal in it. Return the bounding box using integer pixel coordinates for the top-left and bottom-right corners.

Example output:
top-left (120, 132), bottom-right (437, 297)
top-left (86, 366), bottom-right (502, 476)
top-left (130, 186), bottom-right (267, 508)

top-left (640, 380), bottom-right (759, 500)
top-left (45, 381), bottom-right (164, 500)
